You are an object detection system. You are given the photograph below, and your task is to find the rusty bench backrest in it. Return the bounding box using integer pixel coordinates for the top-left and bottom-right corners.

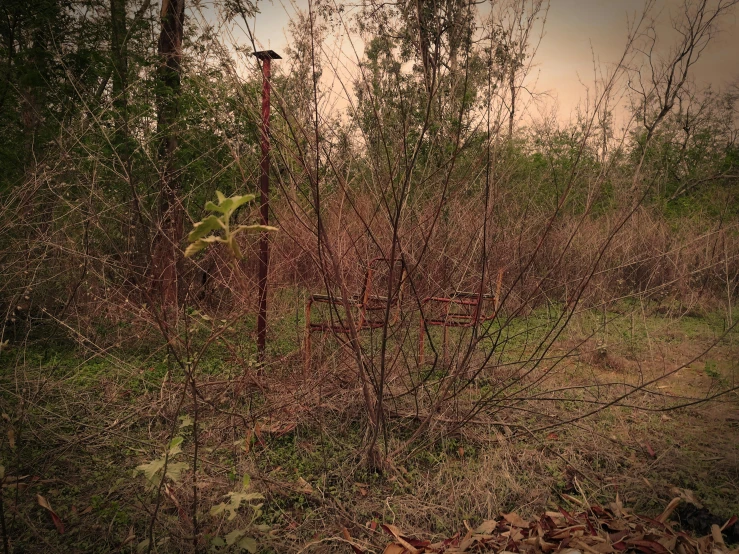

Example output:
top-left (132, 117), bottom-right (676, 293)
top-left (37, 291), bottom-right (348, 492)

top-left (357, 257), bottom-right (406, 327)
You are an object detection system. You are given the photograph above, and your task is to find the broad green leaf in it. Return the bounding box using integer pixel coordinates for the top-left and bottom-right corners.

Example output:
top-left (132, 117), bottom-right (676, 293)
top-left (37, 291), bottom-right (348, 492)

top-left (229, 194), bottom-right (256, 210)
top-left (184, 240), bottom-right (206, 258)
top-left (210, 491), bottom-right (264, 521)
top-left (210, 503), bottom-right (226, 517)
top-left (168, 436), bottom-right (183, 456)
top-left (187, 193), bottom-right (265, 260)
top-left (209, 194), bottom-right (256, 219)
top-left (211, 537), bottom-right (226, 547)
top-left (242, 473), bottom-right (251, 489)
top-left (165, 461), bottom-right (189, 482)
top-left (234, 492), bottom-right (264, 502)
top-left (204, 200), bottom-right (226, 214)
top-left (229, 237), bottom-right (243, 260)
top-left (187, 235), bottom-right (223, 258)
top-left (135, 458), bottom-right (165, 481)
top-left (179, 415), bottom-right (193, 428)
top-left (225, 529), bottom-right (246, 545)
top-left (188, 215), bottom-right (224, 241)
top-left (238, 537), bottom-right (258, 553)
top-left (219, 198), bottom-right (236, 215)
top-left (200, 235), bottom-right (223, 245)
top-left (234, 224), bottom-right (279, 234)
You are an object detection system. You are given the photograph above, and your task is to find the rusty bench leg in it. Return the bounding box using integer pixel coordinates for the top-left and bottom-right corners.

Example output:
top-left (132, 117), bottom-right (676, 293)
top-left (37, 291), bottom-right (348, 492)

top-left (443, 325), bottom-right (449, 366)
top-left (304, 299), bottom-right (313, 376)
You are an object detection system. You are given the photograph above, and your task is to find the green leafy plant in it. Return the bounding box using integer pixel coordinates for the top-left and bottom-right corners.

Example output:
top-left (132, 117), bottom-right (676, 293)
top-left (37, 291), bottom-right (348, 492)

top-left (209, 474), bottom-right (266, 553)
top-left (134, 417), bottom-right (192, 489)
top-left (184, 192), bottom-right (277, 259)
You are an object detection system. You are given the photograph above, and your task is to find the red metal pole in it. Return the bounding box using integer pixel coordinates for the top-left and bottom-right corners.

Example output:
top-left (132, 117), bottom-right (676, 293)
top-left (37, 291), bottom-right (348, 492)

top-left (256, 54), bottom-right (274, 361)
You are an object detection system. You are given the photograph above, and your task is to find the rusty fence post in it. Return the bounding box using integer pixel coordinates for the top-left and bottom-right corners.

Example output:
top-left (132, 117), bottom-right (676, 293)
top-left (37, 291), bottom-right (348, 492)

top-left (252, 50), bottom-right (281, 362)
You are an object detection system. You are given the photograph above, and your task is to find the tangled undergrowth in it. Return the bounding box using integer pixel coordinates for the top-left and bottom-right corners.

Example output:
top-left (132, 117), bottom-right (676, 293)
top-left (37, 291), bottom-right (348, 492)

top-left (0, 305), bottom-right (737, 553)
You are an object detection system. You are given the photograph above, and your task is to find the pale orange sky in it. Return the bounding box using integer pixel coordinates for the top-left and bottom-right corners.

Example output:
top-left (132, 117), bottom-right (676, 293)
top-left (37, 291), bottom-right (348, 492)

top-left (535, 0), bottom-right (739, 119)
top-left (235, 0), bottom-right (739, 122)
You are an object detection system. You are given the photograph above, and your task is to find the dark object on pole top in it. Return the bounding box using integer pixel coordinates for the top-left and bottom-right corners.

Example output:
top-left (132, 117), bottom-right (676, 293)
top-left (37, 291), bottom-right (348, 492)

top-left (252, 50), bottom-right (282, 60)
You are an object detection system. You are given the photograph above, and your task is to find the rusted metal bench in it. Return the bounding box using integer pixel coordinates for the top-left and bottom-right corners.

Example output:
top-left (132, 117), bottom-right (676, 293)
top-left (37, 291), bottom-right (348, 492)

top-left (304, 257), bottom-right (405, 370)
top-left (419, 269), bottom-right (504, 365)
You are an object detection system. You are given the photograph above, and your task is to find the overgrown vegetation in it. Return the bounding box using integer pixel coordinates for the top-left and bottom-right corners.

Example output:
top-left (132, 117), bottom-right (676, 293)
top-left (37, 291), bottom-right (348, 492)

top-left (0, 0), bottom-right (738, 551)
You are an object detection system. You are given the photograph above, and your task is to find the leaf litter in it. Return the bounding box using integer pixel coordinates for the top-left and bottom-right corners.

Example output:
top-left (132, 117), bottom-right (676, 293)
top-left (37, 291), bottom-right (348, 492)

top-left (379, 495), bottom-right (739, 554)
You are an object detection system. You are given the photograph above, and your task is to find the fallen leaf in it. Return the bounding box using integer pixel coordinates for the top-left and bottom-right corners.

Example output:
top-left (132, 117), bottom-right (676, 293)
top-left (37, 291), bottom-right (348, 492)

top-left (547, 432), bottom-right (559, 440)
top-left (711, 525), bottom-right (726, 548)
top-left (296, 477), bottom-right (313, 494)
top-left (121, 527), bottom-right (136, 547)
top-left (656, 535), bottom-right (676, 552)
top-left (502, 512), bottom-right (529, 528)
top-left (656, 497), bottom-right (681, 523)
top-left (382, 544), bottom-right (406, 554)
top-left (610, 493), bottom-right (624, 517)
top-left (644, 442), bottom-right (656, 458)
top-left (259, 421), bottom-right (297, 436)
top-left (721, 515), bottom-right (737, 532)
top-left (342, 527), bottom-right (364, 554)
top-left (381, 524), bottom-right (419, 553)
top-left (164, 484), bottom-right (191, 524)
top-left (37, 494), bottom-right (64, 534)
top-left (7, 428), bottom-right (15, 449)
top-left (625, 538), bottom-right (669, 553)
top-left (475, 520), bottom-right (498, 534)
top-left (670, 487), bottom-right (703, 509)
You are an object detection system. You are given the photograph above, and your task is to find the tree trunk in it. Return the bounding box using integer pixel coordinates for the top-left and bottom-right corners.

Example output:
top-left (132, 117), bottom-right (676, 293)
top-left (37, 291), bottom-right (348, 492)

top-left (110, 0), bottom-right (128, 118)
top-left (508, 68), bottom-right (515, 139)
top-left (153, 0), bottom-right (185, 309)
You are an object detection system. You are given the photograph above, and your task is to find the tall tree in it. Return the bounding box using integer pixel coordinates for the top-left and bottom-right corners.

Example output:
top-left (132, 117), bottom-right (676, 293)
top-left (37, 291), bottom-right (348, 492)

top-left (153, 0), bottom-right (185, 308)
top-left (110, 0), bottom-right (128, 118)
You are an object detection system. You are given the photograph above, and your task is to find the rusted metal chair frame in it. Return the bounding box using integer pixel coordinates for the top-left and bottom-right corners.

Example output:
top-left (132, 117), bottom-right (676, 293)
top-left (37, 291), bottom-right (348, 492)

top-left (304, 257), bottom-right (405, 370)
top-left (419, 269), bottom-right (504, 365)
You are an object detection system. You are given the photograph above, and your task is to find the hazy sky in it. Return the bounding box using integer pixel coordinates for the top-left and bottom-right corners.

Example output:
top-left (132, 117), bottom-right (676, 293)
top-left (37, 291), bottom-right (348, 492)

top-left (535, 0), bottom-right (739, 118)
top-left (234, 0), bottom-right (739, 121)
